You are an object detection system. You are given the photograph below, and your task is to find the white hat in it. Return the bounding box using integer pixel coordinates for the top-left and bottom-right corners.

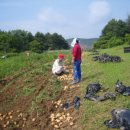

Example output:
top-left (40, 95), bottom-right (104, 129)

top-left (71, 38), bottom-right (77, 47)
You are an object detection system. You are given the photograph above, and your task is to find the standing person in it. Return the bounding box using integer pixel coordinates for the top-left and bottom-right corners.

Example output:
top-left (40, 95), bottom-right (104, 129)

top-left (71, 38), bottom-right (82, 84)
top-left (52, 54), bottom-right (66, 76)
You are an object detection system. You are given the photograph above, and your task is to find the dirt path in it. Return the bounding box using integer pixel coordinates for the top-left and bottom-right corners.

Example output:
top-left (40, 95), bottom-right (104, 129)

top-left (47, 72), bottom-right (82, 130)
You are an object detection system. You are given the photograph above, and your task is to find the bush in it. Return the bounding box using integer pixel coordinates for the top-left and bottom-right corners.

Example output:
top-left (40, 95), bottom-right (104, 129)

top-left (108, 37), bottom-right (124, 48)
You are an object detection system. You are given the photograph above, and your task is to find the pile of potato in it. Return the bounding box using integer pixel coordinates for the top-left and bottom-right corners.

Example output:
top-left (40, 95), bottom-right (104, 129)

top-left (50, 112), bottom-right (74, 129)
top-left (0, 110), bottom-right (35, 129)
top-left (53, 100), bottom-right (63, 108)
top-left (63, 85), bottom-right (76, 91)
top-left (57, 73), bottom-right (73, 81)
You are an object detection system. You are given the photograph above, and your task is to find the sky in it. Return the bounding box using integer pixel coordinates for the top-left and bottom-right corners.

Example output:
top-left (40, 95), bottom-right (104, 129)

top-left (0, 0), bottom-right (130, 39)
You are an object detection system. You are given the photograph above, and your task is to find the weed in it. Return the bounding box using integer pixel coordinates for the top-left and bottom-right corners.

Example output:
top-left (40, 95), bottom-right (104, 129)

top-left (22, 85), bottom-right (36, 96)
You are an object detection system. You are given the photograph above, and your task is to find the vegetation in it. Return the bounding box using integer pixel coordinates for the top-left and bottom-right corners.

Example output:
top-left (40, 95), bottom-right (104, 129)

top-left (0, 45), bottom-right (130, 130)
top-left (0, 51), bottom-right (70, 79)
top-left (94, 15), bottom-right (130, 49)
top-left (0, 30), bottom-right (69, 53)
top-left (81, 45), bottom-right (130, 130)
top-left (0, 50), bottom-right (71, 116)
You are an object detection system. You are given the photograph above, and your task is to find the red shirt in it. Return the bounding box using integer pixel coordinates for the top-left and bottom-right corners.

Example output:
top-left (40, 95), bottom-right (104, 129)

top-left (72, 43), bottom-right (81, 60)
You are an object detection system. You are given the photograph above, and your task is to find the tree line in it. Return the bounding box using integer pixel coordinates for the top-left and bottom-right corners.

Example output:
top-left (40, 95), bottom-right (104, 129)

top-left (0, 30), bottom-right (70, 53)
top-left (94, 15), bottom-right (130, 49)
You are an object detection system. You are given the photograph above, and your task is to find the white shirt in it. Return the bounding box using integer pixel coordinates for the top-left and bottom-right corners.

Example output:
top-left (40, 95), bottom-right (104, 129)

top-left (52, 59), bottom-right (64, 74)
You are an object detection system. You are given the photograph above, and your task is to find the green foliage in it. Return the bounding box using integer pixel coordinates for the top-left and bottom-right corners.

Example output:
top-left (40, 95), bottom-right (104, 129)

top-left (94, 16), bottom-right (130, 49)
top-left (126, 15), bottom-right (130, 33)
top-left (29, 40), bottom-right (42, 53)
top-left (102, 19), bottom-right (127, 37)
top-left (108, 37), bottom-right (124, 48)
top-left (125, 34), bottom-right (130, 44)
top-left (0, 29), bottom-right (69, 53)
top-left (94, 36), bottom-right (110, 49)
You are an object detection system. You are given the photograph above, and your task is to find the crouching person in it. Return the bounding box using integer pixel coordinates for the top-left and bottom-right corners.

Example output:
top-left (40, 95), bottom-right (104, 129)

top-left (52, 54), bottom-right (67, 76)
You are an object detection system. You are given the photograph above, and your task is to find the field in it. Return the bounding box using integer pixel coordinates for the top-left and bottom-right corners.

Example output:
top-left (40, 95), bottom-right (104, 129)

top-left (0, 45), bottom-right (130, 130)
top-left (81, 45), bottom-right (130, 130)
top-left (0, 51), bottom-right (82, 130)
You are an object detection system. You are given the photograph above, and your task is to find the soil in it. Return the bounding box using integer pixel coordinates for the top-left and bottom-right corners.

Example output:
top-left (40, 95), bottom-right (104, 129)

top-left (0, 63), bottom-right (82, 130)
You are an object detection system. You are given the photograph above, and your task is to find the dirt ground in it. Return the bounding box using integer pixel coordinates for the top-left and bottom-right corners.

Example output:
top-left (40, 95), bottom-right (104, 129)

top-left (0, 63), bottom-right (82, 130)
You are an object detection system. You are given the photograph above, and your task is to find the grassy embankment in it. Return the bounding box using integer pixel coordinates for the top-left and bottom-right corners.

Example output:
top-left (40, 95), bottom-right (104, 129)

top-left (81, 45), bottom-right (130, 130)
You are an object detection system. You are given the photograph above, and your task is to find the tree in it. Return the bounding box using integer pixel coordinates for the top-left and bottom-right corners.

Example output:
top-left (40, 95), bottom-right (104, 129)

top-left (35, 32), bottom-right (46, 50)
top-left (94, 18), bottom-right (127, 49)
top-left (126, 15), bottom-right (130, 34)
top-left (102, 19), bottom-right (127, 37)
top-left (0, 33), bottom-right (12, 52)
top-left (9, 30), bottom-right (30, 52)
top-left (0, 29), bottom-right (69, 53)
top-left (29, 40), bottom-right (42, 53)
top-left (51, 33), bottom-right (69, 50)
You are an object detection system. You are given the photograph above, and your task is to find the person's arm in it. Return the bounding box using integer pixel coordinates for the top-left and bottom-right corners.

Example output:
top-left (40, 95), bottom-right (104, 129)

top-left (72, 46), bottom-right (77, 64)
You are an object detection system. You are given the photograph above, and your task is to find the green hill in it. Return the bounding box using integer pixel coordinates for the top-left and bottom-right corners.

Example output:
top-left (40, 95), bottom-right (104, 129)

top-left (66, 38), bottom-right (98, 49)
top-left (81, 45), bottom-right (130, 130)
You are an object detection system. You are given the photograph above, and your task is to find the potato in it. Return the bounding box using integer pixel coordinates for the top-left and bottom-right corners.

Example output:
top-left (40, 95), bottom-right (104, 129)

top-left (67, 113), bottom-right (70, 116)
top-left (32, 118), bottom-right (36, 122)
top-left (51, 118), bottom-right (54, 122)
top-left (56, 113), bottom-right (60, 118)
top-left (3, 115), bottom-right (6, 119)
top-left (57, 100), bottom-right (61, 105)
top-left (3, 124), bottom-right (6, 128)
top-left (56, 119), bottom-right (60, 123)
top-left (54, 125), bottom-right (59, 128)
top-left (70, 122), bottom-right (74, 126)
top-left (8, 112), bottom-right (12, 115)
top-left (10, 115), bottom-right (13, 119)
top-left (64, 86), bottom-right (68, 90)
top-left (18, 113), bottom-right (23, 117)
top-left (66, 117), bottom-right (71, 122)
top-left (0, 117), bottom-right (3, 120)
top-left (59, 117), bottom-right (63, 120)
top-left (50, 113), bottom-right (54, 118)
top-left (6, 121), bottom-right (10, 125)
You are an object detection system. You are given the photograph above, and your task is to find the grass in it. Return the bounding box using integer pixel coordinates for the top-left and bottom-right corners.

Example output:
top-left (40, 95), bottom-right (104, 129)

top-left (0, 51), bottom-right (71, 79)
top-left (3, 47), bottom-right (130, 130)
top-left (81, 45), bottom-right (130, 130)
top-left (0, 50), bottom-right (71, 115)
